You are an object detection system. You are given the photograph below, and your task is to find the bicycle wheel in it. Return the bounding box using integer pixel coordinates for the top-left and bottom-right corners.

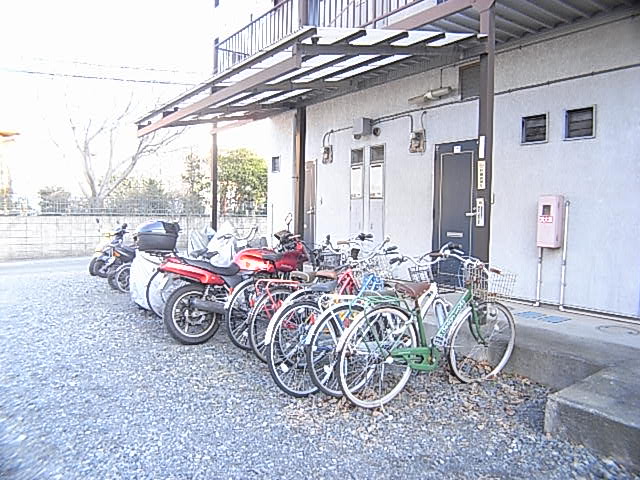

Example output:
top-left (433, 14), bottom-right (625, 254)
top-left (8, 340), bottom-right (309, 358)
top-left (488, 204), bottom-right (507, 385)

top-left (447, 301), bottom-right (516, 383)
top-left (248, 288), bottom-right (292, 363)
top-left (267, 300), bottom-right (322, 398)
top-left (225, 279), bottom-right (256, 351)
top-left (337, 305), bottom-right (417, 409)
top-left (305, 303), bottom-right (364, 398)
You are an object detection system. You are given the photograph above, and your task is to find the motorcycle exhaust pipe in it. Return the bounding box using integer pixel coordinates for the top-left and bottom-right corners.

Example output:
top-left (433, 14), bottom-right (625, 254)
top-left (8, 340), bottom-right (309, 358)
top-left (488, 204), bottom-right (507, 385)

top-left (189, 298), bottom-right (226, 315)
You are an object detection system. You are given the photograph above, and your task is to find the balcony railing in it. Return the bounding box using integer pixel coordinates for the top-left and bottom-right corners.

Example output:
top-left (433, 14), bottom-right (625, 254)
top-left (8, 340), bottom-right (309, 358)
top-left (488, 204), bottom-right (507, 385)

top-left (214, 0), bottom-right (428, 75)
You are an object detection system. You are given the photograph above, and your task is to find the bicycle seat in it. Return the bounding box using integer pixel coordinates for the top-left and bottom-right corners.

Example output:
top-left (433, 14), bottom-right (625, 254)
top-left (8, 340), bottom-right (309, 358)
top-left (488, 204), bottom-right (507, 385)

top-left (183, 259), bottom-right (241, 277)
top-left (395, 281), bottom-right (431, 298)
top-left (290, 271), bottom-right (315, 282)
top-left (315, 270), bottom-right (337, 280)
top-left (309, 280), bottom-right (338, 293)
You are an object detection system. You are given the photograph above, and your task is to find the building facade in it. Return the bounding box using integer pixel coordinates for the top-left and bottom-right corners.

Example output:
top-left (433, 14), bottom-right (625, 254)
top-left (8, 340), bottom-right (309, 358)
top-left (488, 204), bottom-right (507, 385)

top-left (139, 0), bottom-right (640, 318)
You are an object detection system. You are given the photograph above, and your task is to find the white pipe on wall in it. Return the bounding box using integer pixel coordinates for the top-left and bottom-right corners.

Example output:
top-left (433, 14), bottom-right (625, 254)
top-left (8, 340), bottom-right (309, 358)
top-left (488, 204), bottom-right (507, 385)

top-left (534, 247), bottom-right (543, 307)
top-left (559, 200), bottom-right (571, 311)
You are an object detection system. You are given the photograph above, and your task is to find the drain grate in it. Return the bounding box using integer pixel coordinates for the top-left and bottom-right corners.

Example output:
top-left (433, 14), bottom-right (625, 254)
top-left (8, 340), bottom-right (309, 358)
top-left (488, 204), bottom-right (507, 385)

top-left (515, 311), bottom-right (570, 323)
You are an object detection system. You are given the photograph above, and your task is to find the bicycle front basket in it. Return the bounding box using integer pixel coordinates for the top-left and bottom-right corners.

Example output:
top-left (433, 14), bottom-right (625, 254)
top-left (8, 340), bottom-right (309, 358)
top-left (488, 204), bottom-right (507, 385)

top-left (466, 264), bottom-right (516, 301)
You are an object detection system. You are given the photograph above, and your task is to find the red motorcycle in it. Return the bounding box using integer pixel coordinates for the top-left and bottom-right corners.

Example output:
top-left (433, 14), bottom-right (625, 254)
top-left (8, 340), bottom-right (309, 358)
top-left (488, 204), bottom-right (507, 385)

top-left (159, 225), bottom-right (310, 346)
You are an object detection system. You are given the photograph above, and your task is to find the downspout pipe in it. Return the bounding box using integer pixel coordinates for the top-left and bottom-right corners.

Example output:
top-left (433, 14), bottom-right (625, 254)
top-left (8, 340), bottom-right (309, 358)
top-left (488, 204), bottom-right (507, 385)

top-left (559, 200), bottom-right (571, 311)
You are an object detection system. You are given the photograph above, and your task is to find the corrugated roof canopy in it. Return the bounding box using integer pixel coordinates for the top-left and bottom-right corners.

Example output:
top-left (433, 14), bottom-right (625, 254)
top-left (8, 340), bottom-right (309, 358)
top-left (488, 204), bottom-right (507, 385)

top-left (137, 0), bottom-right (637, 136)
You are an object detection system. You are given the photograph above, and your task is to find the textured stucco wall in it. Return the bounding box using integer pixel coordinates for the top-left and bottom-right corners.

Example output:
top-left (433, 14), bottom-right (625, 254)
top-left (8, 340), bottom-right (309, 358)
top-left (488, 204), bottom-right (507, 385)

top-left (264, 14), bottom-right (640, 316)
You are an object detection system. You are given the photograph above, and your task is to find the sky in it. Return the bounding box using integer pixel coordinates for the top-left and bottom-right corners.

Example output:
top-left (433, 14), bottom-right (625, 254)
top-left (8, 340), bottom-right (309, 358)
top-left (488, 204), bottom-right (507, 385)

top-left (0, 0), bottom-right (271, 201)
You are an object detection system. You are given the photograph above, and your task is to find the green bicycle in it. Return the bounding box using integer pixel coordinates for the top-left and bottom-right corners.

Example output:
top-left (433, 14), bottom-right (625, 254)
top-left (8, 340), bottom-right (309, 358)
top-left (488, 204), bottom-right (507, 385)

top-left (336, 248), bottom-right (517, 409)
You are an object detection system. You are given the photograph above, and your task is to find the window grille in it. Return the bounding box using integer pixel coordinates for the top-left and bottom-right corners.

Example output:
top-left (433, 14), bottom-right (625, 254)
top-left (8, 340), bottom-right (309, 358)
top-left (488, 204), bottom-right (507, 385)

top-left (271, 156), bottom-right (280, 173)
top-left (521, 114), bottom-right (547, 143)
top-left (565, 107), bottom-right (594, 139)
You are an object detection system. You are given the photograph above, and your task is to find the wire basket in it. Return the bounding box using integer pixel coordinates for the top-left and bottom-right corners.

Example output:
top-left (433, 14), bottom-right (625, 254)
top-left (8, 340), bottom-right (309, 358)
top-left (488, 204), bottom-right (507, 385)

top-left (465, 264), bottom-right (517, 301)
top-left (407, 265), bottom-right (433, 283)
top-left (408, 262), bottom-right (459, 293)
top-left (352, 253), bottom-right (394, 289)
top-left (318, 251), bottom-right (343, 269)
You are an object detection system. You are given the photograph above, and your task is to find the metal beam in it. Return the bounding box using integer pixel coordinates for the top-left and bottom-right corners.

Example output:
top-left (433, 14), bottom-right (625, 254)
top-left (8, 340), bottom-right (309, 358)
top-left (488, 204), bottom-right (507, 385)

top-left (456, 10), bottom-right (522, 38)
top-left (547, 0), bottom-right (591, 18)
top-left (293, 107), bottom-right (306, 236)
top-left (580, 0), bottom-right (609, 10)
top-left (519, 0), bottom-right (573, 24)
top-left (138, 53), bottom-right (302, 136)
top-left (211, 122), bottom-right (218, 230)
top-left (136, 27), bottom-right (317, 125)
top-left (296, 42), bottom-right (448, 57)
top-left (385, 0), bottom-right (476, 30)
top-left (497, 1), bottom-right (555, 29)
top-left (474, 3), bottom-right (495, 262)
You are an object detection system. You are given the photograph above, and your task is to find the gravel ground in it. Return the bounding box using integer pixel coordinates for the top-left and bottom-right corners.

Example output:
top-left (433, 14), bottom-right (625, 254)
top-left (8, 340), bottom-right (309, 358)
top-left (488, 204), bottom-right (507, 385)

top-left (0, 264), bottom-right (638, 480)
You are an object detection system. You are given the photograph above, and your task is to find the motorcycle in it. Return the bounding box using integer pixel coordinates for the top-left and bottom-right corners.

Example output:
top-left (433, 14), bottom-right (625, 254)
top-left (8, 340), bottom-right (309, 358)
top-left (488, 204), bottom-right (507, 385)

top-left (159, 217), bottom-right (309, 346)
top-left (106, 243), bottom-right (137, 292)
top-left (88, 221), bottom-right (128, 278)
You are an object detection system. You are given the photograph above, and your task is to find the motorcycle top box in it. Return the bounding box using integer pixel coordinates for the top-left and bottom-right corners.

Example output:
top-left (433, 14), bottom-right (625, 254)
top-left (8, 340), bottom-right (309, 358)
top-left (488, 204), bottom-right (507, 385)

top-left (136, 220), bottom-right (180, 252)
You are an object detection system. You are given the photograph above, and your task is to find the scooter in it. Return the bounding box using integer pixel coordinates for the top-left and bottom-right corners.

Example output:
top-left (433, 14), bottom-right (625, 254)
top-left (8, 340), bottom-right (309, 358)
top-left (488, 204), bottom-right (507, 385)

top-left (88, 221), bottom-right (128, 278)
top-left (106, 243), bottom-right (137, 292)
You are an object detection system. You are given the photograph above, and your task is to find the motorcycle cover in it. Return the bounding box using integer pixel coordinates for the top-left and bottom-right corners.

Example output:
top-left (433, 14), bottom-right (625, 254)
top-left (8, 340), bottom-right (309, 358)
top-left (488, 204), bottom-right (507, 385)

top-left (206, 221), bottom-right (237, 267)
top-left (130, 251), bottom-right (162, 310)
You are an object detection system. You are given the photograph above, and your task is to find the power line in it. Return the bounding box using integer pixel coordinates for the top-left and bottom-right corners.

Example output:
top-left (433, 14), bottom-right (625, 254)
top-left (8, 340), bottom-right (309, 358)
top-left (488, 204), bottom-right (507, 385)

top-left (19, 56), bottom-right (207, 76)
top-left (0, 67), bottom-right (197, 86)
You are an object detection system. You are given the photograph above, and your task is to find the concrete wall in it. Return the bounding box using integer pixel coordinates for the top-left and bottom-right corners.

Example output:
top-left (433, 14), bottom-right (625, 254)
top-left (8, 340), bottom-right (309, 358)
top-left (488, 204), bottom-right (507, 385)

top-left (265, 14), bottom-right (640, 317)
top-left (265, 111), bottom-right (297, 245)
top-left (0, 215), bottom-right (268, 262)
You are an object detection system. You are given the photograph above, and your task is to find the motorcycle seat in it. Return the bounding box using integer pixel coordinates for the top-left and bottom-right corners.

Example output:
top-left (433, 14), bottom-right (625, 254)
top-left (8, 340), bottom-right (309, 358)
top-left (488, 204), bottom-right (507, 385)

top-left (183, 259), bottom-right (241, 277)
top-left (261, 252), bottom-right (284, 262)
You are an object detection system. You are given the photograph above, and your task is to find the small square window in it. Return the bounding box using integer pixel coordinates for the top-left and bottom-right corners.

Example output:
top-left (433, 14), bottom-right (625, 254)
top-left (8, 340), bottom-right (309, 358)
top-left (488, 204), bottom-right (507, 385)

top-left (565, 107), bottom-right (594, 139)
top-left (521, 114), bottom-right (547, 144)
top-left (271, 156), bottom-right (280, 173)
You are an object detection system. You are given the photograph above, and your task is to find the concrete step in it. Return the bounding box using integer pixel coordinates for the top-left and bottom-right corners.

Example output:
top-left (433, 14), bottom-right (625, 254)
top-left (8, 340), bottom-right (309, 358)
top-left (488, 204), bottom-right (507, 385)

top-left (503, 309), bottom-right (640, 390)
top-left (544, 363), bottom-right (640, 471)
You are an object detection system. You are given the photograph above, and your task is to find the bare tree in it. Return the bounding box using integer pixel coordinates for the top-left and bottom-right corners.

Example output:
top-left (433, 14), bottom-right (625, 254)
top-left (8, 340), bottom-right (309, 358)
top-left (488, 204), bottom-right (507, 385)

top-left (57, 99), bottom-right (183, 207)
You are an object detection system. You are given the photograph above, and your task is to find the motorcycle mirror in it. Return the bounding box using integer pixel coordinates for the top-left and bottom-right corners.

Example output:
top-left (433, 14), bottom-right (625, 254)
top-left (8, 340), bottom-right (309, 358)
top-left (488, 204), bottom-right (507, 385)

top-left (284, 212), bottom-right (293, 229)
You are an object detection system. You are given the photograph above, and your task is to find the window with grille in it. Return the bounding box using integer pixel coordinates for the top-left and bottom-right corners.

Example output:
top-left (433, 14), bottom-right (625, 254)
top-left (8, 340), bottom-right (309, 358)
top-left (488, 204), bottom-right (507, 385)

top-left (460, 63), bottom-right (480, 100)
top-left (271, 156), bottom-right (280, 173)
top-left (350, 149), bottom-right (364, 199)
top-left (565, 107), bottom-right (595, 139)
top-left (370, 145), bottom-right (385, 199)
top-left (521, 114), bottom-right (547, 144)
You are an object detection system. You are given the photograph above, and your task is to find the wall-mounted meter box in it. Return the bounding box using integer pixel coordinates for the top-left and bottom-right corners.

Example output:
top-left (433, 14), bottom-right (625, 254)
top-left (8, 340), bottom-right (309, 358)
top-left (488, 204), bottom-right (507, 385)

top-left (536, 195), bottom-right (565, 248)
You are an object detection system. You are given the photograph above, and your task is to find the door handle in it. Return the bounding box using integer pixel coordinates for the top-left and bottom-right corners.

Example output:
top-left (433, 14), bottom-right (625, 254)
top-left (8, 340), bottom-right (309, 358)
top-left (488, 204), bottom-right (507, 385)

top-left (465, 210), bottom-right (477, 217)
top-left (306, 207), bottom-right (315, 215)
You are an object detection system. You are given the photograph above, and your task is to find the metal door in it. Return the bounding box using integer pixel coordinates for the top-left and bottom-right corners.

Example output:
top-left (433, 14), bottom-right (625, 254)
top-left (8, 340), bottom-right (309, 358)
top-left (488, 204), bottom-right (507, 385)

top-left (433, 141), bottom-right (477, 279)
top-left (350, 148), bottom-right (364, 236)
top-left (368, 145), bottom-right (385, 241)
top-left (303, 160), bottom-right (316, 246)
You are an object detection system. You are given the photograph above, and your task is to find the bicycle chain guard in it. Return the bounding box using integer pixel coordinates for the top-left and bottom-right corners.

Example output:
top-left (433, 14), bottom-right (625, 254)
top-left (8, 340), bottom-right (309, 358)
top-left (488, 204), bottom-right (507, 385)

top-left (391, 346), bottom-right (440, 372)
